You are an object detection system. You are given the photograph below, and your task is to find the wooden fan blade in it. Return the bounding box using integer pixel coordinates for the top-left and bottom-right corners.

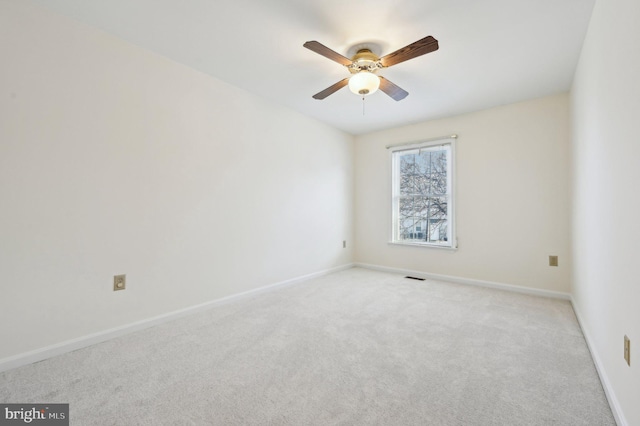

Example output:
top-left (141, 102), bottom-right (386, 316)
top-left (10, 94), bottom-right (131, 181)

top-left (304, 41), bottom-right (353, 66)
top-left (312, 78), bottom-right (350, 100)
top-left (379, 77), bottom-right (409, 101)
top-left (380, 36), bottom-right (439, 68)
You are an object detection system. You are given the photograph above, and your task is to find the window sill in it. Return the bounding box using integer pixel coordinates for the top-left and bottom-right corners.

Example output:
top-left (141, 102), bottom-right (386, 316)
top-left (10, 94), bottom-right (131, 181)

top-left (388, 241), bottom-right (458, 251)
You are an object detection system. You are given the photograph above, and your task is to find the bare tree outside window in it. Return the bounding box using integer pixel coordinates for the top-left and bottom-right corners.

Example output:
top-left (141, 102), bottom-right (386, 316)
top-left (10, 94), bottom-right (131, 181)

top-left (392, 141), bottom-right (454, 247)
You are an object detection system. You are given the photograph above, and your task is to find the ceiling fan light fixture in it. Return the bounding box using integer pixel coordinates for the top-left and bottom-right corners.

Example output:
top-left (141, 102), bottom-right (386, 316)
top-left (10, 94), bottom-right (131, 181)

top-left (348, 71), bottom-right (380, 96)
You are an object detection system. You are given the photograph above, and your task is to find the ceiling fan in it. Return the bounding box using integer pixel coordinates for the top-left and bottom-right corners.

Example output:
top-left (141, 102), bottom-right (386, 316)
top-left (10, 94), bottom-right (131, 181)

top-left (303, 36), bottom-right (439, 101)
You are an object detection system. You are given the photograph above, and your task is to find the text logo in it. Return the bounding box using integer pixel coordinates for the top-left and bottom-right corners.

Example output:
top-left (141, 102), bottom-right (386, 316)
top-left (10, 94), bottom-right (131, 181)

top-left (0, 404), bottom-right (68, 425)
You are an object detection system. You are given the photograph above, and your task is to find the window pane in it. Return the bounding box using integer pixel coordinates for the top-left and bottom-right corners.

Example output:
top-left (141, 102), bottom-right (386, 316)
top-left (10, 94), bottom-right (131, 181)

top-left (399, 153), bottom-right (417, 196)
top-left (398, 196), bottom-right (415, 240)
top-left (427, 150), bottom-right (447, 195)
top-left (427, 196), bottom-right (448, 243)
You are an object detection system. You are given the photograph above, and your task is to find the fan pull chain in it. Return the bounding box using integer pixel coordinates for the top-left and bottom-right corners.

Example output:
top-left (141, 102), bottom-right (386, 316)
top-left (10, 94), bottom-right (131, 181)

top-left (362, 96), bottom-right (365, 115)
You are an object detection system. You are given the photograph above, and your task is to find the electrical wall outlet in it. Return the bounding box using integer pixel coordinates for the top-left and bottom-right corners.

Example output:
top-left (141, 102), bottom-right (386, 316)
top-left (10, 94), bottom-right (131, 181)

top-left (624, 335), bottom-right (630, 366)
top-left (549, 255), bottom-right (558, 267)
top-left (343, 240), bottom-right (347, 248)
top-left (113, 274), bottom-right (126, 291)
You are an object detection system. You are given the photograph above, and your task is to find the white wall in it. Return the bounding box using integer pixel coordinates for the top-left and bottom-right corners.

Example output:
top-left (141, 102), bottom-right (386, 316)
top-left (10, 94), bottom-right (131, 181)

top-left (571, 0), bottom-right (640, 423)
top-left (0, 1), bottom-right (353, 361)
top-left (355, 94), bottom-right (571, 293)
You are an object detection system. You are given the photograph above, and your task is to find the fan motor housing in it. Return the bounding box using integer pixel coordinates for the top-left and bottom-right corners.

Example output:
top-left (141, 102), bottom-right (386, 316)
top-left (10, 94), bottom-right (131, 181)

top-left (349, 49), bottom-right (382, 74)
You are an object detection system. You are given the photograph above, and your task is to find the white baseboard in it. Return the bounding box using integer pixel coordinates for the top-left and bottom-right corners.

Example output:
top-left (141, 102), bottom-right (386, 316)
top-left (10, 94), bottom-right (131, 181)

top-left (0, 263), bottom-right (355, 373)
top-left (571, 301), bottom-right (627, 426)
top-left (354, 262), bottom-right (571, 300)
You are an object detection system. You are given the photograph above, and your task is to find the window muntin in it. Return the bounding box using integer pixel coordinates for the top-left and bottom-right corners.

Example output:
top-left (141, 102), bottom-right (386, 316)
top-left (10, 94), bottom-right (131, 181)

top-left (391, 140), bottom-right (455, 247)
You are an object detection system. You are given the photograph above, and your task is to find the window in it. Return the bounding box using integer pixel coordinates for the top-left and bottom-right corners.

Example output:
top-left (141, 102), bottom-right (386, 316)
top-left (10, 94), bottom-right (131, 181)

top-left (391, 137), bottom-right (456, 248)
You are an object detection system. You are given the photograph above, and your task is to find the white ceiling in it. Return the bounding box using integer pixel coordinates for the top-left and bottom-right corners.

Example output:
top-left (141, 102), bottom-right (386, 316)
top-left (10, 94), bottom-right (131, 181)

top-left (29, 0), bottom-right (595, 135)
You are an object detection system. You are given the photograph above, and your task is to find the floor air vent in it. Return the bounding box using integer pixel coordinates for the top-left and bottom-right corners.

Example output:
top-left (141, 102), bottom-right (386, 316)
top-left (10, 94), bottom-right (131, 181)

top-left (405, 276), bottom-right (426, 281)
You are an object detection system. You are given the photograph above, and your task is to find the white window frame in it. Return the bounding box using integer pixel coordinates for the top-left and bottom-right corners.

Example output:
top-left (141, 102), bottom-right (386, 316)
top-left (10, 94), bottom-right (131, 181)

top-left (389, 135), bottom-right (457, 249)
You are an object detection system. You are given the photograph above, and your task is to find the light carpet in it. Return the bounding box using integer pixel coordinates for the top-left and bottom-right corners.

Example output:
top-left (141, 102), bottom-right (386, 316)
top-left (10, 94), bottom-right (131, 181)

top-left (0, 268), bottom-right (615, 425)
